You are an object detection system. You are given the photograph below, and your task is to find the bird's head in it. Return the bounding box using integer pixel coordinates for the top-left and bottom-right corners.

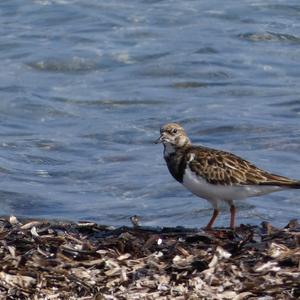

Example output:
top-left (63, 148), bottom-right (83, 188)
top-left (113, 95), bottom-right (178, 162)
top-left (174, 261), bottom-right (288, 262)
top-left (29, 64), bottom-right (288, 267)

top-left (155, 123), bottom-right (191, 153)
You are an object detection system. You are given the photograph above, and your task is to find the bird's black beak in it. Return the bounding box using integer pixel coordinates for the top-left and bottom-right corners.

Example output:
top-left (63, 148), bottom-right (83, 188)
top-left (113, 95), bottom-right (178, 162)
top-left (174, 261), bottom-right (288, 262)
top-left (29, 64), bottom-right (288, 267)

top-left (154, 136), bottom-right (163, 144)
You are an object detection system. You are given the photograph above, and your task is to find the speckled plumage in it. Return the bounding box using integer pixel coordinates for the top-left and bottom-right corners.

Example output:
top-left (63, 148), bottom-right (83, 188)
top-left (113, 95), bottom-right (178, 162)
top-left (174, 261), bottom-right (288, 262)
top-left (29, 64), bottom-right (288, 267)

top-left (156, 123), bottom-right (300, 229)
top-left (173, 145), bottom-right (300, 187)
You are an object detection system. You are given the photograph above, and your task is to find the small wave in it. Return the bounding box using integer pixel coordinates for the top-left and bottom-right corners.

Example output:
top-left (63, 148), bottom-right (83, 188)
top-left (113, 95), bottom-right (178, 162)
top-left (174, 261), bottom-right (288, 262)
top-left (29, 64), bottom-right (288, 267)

top-left (99, 155), bottom-right (135, 164)
top-left (27, 57), bottom-right (102, 73)
top-left (52, 97), bottom-right (164, 108)
top-left (33, 0), bottom-right (70, 5)
top-left (0, 190), bottom-right (50, 214)
top-left (270, 100), bottom-right (300, 107)
top-left (171, 82), bottom-right (207, 89)
top-left (26, 154), bottom-right (68, 166)
top-left (195, 47), bottom-right (219, 54)
top-left (238, 32), bottom-right (300, 43)
top-left (195, 125), bottom-right (270, 136)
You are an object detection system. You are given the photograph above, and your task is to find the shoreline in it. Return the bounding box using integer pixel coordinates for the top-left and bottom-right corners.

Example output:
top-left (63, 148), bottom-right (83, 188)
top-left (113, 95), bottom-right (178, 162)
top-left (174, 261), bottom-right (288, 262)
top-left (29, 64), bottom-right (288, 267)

top-left (0, 216), bottom-right (299, 299)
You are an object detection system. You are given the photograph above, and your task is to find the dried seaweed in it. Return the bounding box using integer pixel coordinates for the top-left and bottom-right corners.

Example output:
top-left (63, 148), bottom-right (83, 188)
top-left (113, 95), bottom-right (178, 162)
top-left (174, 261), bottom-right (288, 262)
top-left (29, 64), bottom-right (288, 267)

top-left (0, 216), bottom-right (299, 299)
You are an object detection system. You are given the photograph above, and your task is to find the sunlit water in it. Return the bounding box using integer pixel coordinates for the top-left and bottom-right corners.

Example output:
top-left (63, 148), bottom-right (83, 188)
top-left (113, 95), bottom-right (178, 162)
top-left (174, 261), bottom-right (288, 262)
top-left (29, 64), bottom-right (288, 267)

top-left (0, 0), bottom-right (300, 228)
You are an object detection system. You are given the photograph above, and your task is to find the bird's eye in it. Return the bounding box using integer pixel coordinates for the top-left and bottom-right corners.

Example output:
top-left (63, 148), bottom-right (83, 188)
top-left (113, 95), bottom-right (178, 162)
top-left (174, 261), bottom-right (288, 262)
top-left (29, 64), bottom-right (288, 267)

top-left (172, 128), bottom-right (177, 134)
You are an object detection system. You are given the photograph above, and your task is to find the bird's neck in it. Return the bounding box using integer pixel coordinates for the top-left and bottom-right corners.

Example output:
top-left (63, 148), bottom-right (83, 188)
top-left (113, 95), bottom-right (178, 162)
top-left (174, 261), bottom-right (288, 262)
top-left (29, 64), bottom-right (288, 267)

top-left (163, 143), bottom-right (190, 183)
top-left (163, 142), bottom-right (191, 158)
top-left (163, 143), bottom-right (176, 158)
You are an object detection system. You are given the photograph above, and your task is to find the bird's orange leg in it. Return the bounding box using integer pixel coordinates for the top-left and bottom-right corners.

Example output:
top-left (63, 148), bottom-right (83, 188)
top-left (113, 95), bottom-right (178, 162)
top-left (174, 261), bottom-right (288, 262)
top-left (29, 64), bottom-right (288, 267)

top-left (205, 209), bottom-right (220, 230)
top-left (230, 205), bottom-right (236, 229)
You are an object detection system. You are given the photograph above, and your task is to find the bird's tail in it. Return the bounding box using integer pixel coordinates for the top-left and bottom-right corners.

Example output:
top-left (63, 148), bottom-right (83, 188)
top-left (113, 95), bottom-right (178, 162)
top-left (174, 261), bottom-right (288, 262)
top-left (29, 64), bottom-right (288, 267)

top-left (261, 173), bottom-right (300, 189)
top-left (287, 181), bottom-right (300, 189)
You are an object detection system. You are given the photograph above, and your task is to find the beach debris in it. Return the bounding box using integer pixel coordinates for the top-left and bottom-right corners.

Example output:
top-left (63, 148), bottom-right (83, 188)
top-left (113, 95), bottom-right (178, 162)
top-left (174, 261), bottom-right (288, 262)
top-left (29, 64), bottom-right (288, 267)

top-left (130, 215), bottom-right (141, 228)
top-left (9, 215), bottom-right (20, 226)
top-left (0, 217), bottom-right (298, 299)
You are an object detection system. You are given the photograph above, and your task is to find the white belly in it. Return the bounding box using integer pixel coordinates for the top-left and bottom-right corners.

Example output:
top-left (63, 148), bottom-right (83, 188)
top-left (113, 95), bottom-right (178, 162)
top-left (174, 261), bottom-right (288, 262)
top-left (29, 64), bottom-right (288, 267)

top-left (182, 167), bottom-right (284, 202)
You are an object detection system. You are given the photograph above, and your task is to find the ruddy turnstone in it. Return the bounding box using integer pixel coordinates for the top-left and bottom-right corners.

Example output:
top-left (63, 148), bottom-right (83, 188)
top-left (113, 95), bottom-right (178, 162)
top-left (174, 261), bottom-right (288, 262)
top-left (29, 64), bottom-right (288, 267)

top-left (155, 123), bottom-right (300, 229)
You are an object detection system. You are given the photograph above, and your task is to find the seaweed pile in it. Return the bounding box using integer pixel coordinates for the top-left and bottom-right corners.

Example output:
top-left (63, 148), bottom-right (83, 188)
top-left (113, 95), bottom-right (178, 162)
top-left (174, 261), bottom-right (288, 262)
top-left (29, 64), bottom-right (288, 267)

top-left (0, 216), bottom-right (299, 299)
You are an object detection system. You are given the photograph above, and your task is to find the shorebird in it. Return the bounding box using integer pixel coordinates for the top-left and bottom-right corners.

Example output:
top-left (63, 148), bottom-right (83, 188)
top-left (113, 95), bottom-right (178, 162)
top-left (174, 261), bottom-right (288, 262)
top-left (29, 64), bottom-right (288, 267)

top-left (155, 123), bottom-right (300, 229)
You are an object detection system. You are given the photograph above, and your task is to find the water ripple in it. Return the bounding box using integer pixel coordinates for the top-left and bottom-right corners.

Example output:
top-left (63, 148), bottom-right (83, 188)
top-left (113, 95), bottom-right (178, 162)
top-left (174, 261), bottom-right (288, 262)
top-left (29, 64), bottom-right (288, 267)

top-left (0, 0), bottom-right (300, 228)
top-left (52, 97), bottom-right (164, 108)
top-left (27, 57), bottom-right (104, 73)
top-left (239, 32), bottom-right (300, 43)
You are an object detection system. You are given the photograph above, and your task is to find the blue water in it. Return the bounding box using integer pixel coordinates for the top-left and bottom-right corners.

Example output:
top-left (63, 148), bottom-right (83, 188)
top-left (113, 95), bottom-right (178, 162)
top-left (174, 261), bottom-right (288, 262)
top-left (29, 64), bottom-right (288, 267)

top-left (0, 0), bottom-right (300, 228)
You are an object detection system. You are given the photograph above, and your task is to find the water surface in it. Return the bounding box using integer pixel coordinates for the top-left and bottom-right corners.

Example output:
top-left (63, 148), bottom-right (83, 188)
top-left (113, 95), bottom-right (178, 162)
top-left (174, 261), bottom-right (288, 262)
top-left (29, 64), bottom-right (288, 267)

top-left (0, 0), bottom-right (300, 228)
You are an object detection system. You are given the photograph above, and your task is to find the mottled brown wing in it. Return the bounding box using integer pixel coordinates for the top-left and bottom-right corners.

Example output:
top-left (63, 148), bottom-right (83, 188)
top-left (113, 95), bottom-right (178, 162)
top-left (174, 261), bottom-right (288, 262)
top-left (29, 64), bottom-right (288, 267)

top-left (187, 147), bottom-right (300, 187)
